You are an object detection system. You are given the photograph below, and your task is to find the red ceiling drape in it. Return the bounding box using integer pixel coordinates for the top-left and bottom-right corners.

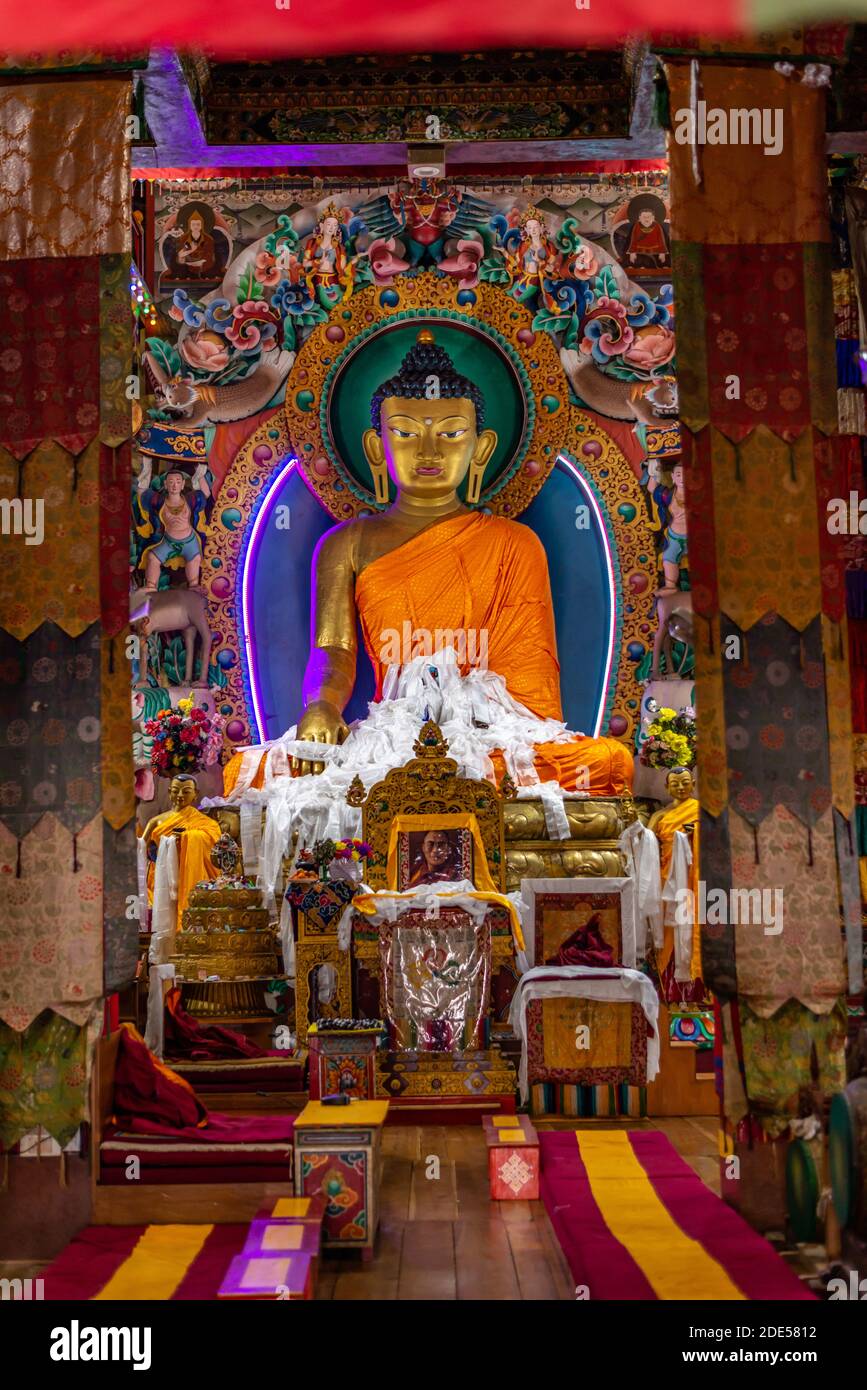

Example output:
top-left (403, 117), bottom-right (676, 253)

top-left (0, 0), bottom-right (743, 58)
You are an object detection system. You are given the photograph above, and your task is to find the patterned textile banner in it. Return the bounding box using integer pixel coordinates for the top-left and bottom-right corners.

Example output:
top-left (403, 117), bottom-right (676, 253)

top-left (99, 254), bottom-right (133, 451)
top-left (101, 628), bottom-right (135, 832)
top-left (710, 429), bottom-right (822, 632)
top-left (0, 623), bottom-right (102, 836)
top-left (834, 807), bottom-right (864, 996)
top-left (666, 63), bottom-right (828, 251)
top-left (728, 805), bottom-right (845, 1018)
top-left (700, 246), bottom-right (813, 442)
top-left (719, 612), bottom-right (831, 829)
top-left (0, 811), bottom-right (103, 1030)
top-left (0, 256), bottom-right (101, 459)
top-left (692, 614), bottom-right (728, 817)
top-left (666, 57), bottom-right (852, 1064)
top-left (0, 441), bottom-right (101, 641)
top-left (824, 614), bottom-right (856, 822)
top-left (0, 79), bottom-right (130, 261)
top-left (0, 1007), bottom-right (100, 1150)
top-left (699, 808), bottom-right (736, 1000)
top-left (738, 998), bottom-right (847, 1135)
top-left (103, 819), bottom-right (139, 995)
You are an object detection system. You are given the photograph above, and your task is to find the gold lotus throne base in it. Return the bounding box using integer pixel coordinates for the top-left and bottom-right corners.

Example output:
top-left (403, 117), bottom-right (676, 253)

top-left (503, 794), bottom-right (637, 891)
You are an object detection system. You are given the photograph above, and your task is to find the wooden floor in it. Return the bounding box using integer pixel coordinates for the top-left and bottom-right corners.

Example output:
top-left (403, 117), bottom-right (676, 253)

top-left (315, 1115), bottom-right (719, 1301)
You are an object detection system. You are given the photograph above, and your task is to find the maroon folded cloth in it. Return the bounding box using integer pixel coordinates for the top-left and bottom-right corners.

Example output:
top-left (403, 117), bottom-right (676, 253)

top-left (164, 987), bottom-right (279, 1061)
top-left (113, 1024), bottom-right (209, 1131)
top-left (545, 914), bottom-right (614, 968)
top-left (108, 1113), bottom-right (295, 1143)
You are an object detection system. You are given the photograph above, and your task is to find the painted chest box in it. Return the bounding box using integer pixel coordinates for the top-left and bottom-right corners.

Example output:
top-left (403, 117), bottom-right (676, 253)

top-left (483, 1114), bottom-right (540, 1200)
top-left (293, 1100), bottom-right (389, 1258)
top-left (307, 1023), bottom-right (382, 1100)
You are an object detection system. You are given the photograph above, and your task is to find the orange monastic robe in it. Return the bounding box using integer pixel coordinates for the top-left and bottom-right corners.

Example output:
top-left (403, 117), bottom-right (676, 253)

top-left (145, 806), bottom-right (222, 919)
top-left (355, 512), bottom-right (631, 793)
top-left (223, 511), bottom-right (632, 796)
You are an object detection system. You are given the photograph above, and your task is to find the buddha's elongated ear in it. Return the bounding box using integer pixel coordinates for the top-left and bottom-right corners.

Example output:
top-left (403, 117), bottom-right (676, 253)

top-left (473, 428), bottom-right (497, 469)
top-left (465, 428), bottom-right (497, 505)
top-left (362, 427), bottom-right (390, 505)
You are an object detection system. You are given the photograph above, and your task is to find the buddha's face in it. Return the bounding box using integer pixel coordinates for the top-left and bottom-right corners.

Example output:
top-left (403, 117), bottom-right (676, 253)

top-left (667, 768), bottom-right (694, 803)
top-left (170, 777), bottom-right (198, 810)
top-left (363, 395), bottom-right (497, 502)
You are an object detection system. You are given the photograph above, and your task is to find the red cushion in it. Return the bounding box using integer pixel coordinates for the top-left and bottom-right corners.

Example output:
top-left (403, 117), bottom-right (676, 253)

top-left (99, 1112), bottom-right (294, 1184)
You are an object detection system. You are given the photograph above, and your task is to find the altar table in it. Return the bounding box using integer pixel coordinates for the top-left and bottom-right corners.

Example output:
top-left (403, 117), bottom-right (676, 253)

top-left (293, 1100), bottom-right (389, 1258)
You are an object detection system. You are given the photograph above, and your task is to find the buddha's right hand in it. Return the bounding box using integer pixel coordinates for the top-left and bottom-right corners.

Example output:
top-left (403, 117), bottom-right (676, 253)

top-left (293, 701), bottom-right (349, 776)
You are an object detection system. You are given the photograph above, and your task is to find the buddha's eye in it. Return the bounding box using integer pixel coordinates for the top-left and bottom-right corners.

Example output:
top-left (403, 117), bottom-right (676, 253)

top-left (440, 429), bottom-right (466, 439)
top-left (390, 427), bottom-right (415, 439)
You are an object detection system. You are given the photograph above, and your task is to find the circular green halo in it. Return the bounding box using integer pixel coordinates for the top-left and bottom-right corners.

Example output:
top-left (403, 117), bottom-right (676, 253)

top-left (285, 271), bottom-right (570, 520)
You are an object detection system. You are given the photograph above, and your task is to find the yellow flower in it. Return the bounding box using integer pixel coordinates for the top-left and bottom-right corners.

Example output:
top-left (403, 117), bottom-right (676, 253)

top-left (351, 850), bottom-right (360, 861)
top-left (334, 840), bottom-right (346, 851)
top-left (178, 697), bottom-right (193, 714)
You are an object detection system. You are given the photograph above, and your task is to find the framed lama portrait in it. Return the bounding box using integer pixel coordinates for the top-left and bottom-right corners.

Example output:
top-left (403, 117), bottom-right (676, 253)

top-left (400, 827), bottom-right (473, 890)
top-left (385, 813), bottom-right (498, 893)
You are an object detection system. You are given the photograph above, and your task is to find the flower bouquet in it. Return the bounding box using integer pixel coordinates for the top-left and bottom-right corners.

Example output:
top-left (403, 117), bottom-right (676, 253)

top-left (145, 696), bottom-right (224, 776)
top-left (310, 837), bottom-right (373, 882)
top-left (639, 704), bottom-right (696, 770)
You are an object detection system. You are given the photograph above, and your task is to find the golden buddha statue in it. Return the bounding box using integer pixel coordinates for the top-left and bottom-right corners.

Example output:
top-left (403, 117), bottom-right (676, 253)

top-left (222, 329), bottom-right (630, 800)
top-left (290, 330), bottom-right (632, 793)
top-left (142, 773), bottom-right (221, 918)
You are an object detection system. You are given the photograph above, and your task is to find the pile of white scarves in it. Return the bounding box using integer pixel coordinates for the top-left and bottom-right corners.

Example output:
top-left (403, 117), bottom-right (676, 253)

top-left (205, 647), bottom-right (598, 911)
top-left (508, 964), bottom-right (661, 1101)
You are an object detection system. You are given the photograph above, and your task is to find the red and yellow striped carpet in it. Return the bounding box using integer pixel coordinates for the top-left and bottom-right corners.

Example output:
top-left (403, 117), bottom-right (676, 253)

top-left (42, 1225), bottom-right (249, 1301)
top-left (541, 1130), bottom-right (815, 1301)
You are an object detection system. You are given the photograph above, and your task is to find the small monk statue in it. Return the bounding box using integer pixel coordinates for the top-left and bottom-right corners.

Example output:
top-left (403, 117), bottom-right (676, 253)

top-left (142, 773), bottom-right (221, 919)
top-left (292, 330), bottom-right (632, 794)
top-left (647, 765), bottom-right (703, 1001)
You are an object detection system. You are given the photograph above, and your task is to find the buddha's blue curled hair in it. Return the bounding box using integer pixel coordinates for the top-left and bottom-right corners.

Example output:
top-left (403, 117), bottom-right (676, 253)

top-left (370, 336), bottom-right (486, 432)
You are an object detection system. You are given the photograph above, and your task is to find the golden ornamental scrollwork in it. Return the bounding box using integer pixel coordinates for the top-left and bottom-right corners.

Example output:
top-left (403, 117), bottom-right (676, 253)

top-left (285, 271), bottom-right (570, 521)
top-left (346, 774), bottom-right (367, 807)
top-left (412, 720), bottom-right (450, 759)
top-left (346, 722), bottom-right (506, 891)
